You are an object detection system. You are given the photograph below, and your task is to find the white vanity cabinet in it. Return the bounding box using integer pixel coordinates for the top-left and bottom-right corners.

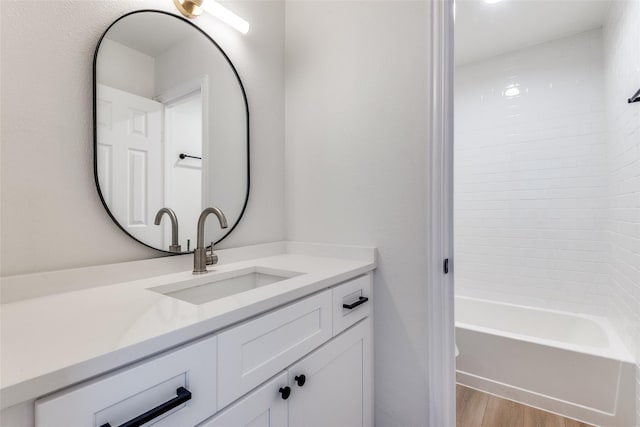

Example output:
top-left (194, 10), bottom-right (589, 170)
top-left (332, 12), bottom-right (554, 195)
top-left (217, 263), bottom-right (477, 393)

top-left (288, 318), bottom-right (372, 427)
top-left (31, 273), bottom-right (373, 427)
top-left (201, 319), bottom-right (372, 427)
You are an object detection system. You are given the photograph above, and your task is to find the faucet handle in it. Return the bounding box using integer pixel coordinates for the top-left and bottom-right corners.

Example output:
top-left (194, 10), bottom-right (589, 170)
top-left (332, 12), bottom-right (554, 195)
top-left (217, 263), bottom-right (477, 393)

top-left (206, 242), bottom-right (218, 266)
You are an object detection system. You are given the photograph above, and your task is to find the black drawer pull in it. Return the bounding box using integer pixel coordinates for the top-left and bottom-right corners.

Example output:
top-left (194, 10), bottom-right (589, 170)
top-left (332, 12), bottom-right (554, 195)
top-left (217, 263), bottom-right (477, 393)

top-left (100, 386), bottom-right (192, 427)
top-left (342, 296), bottom-right (369, 310)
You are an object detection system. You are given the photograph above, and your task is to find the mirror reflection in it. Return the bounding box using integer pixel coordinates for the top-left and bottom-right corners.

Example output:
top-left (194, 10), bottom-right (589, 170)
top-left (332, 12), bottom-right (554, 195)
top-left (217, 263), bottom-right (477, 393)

top-left (94, 10), bottom-right (249, 253)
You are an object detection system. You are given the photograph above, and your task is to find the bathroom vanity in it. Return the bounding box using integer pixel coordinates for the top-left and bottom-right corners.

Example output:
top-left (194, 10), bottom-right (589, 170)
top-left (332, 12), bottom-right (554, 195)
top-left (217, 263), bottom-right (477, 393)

top-left (1, 9), bottom-right (375, 427)
top-left (0, 242), bottom-right (375, 427)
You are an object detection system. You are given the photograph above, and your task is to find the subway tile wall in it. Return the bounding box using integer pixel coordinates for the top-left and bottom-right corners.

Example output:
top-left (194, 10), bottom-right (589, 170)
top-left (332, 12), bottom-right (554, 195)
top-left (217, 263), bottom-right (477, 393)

top-left (603, 1), bottom-right (640, 424)
top-left (455, 30), bottom-right (610, 316)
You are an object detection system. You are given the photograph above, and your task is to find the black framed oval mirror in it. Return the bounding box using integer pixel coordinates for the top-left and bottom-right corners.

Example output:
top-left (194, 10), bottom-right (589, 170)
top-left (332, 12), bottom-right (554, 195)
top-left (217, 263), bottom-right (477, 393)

top-left (93, 10), bottom-right (249, 254)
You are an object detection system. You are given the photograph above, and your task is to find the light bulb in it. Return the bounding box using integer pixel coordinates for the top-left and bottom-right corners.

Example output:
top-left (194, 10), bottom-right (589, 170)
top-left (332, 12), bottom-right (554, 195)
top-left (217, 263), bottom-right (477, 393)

top-left (202, 1), bottom-right (250, 34)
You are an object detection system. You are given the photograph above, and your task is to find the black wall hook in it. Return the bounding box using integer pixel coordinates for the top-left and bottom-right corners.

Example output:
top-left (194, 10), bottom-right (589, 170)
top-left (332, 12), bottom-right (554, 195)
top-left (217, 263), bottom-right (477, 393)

top-left (628, 88), bottom-right (640, 104)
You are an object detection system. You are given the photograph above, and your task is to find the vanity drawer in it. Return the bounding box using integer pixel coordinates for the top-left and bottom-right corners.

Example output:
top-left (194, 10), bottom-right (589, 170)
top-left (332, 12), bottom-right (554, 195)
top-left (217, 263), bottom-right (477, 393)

top-left (35, 335), bottom-right (217, 427)
top-left (332, 274), bottom-right (372, 336)
top-left (217, 290), bottom-right (332, 409)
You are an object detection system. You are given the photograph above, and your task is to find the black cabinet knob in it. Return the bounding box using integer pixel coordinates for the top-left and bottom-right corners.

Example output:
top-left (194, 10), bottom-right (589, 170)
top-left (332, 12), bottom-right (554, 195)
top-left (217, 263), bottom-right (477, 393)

top-left (294, 374), bottom-right (306, 387)
top-left (279, 386), bottom-right (291, 400)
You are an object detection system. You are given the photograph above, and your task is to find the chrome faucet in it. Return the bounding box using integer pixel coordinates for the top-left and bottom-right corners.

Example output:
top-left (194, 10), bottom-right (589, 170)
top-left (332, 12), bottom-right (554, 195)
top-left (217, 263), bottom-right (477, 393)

top-left (154, 208), bottom-right (182, 253)
top-left (193, 207), bottom-right (228, 274)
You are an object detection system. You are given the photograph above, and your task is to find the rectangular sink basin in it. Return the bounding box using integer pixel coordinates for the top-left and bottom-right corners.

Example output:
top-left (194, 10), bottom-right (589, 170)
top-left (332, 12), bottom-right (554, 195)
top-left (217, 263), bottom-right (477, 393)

top-left (149, 267), bottom-right (304, 305)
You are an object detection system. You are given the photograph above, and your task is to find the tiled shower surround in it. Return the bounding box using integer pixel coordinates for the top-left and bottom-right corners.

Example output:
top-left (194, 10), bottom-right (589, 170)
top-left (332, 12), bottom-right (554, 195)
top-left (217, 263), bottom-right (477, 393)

top-left (455, 30), bottom-right (609, 315)
top-left (455, 3), bottom-right (639, 423)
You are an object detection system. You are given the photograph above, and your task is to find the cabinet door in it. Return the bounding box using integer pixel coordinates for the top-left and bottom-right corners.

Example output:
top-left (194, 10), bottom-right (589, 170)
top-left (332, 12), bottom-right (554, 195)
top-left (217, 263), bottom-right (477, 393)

top-left (200, 372), bottom-right (288, 427)
top-left (288, 319), bottom-right (372, 427)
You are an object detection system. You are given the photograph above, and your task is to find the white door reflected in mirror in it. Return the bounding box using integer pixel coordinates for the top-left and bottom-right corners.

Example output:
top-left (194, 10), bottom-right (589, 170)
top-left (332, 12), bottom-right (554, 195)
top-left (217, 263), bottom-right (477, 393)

top-left (97, 85), bottom-right (164, 248)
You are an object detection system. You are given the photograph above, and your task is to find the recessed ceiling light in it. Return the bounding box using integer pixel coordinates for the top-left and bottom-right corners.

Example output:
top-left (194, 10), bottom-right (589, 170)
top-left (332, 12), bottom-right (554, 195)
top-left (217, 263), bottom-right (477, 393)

top-left (504, 86), bottom-right (520, 97)
top-left (484, 0), bottom-right (503, 4)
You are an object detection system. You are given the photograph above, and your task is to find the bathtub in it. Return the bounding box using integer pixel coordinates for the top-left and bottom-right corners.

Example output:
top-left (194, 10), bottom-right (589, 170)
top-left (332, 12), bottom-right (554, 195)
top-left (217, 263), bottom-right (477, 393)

top-left (455, 296), bottom-right (635, 427)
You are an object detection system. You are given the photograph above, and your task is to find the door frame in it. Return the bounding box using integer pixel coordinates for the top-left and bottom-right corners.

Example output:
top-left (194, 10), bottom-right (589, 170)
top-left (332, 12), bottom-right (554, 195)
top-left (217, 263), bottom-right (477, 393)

top-left (156, 76), bottom-right (210, 247)
top-left (426, 0), bottom-right (455, 426)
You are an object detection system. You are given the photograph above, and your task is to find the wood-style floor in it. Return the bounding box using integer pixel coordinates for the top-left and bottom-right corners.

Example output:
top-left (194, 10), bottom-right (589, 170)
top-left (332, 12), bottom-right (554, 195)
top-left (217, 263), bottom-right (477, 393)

top-left (456, 385), bottom-right (594, 427)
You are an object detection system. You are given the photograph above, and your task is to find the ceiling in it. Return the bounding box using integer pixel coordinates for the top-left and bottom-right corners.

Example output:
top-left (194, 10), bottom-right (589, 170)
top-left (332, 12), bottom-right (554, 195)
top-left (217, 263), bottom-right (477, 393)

top-left (455, 0), bottom-right (612, 66)
top-left (106, 13), bottom-right (196, 58)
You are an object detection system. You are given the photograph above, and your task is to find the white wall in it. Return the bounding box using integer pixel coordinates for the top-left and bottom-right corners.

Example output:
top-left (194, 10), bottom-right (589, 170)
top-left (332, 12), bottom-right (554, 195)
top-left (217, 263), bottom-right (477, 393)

top-left (454, 30), bottom-right (610, 316)
top-left (0, 0), bottom-right (285, 276)
top-left (603, 1), bottom-right (640, 424)
top-left (285, 2), bottom-right (432, 425)
top-left (97, 39), bottom-right (155, 99)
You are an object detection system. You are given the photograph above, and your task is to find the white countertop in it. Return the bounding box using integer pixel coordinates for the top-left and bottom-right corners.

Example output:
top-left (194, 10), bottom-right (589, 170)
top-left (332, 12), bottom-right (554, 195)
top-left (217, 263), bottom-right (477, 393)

top-left (0, 242), bottom-right (376, 409)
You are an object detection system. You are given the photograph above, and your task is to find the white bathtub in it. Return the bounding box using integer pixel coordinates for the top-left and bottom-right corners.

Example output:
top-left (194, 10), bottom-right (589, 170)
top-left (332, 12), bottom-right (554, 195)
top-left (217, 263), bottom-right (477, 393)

top-left (455, 296), bottom-right (635, 427)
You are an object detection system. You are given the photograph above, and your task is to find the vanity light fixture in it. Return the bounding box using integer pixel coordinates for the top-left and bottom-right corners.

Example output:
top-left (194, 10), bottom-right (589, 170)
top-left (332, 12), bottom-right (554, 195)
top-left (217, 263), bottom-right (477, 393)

top-left (173, 0), bottom-right (250, 34)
